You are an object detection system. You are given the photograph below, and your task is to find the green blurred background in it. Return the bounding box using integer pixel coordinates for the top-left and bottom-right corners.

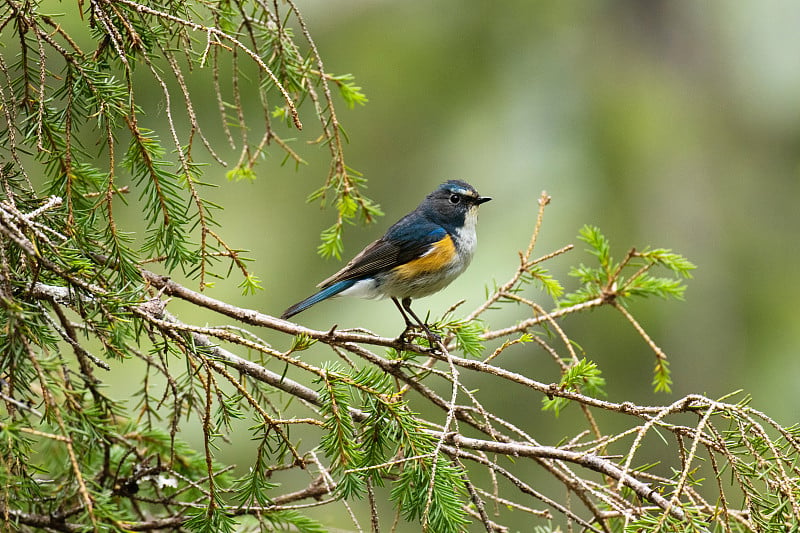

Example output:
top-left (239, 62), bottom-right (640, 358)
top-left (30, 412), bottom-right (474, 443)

top-left (247, 0), bottom-right (800, 417)
top-left (56, 0), bottom-right (800, 529)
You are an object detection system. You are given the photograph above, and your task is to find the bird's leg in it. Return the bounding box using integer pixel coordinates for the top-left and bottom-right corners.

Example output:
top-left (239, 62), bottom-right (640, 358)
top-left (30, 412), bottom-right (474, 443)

top-left (400, 297), bottom-right (441, 346)
top-left (391, 297), bottom-right (417, 342)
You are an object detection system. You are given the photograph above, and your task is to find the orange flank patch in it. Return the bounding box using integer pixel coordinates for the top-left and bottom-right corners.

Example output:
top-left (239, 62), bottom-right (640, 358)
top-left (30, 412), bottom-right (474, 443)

top-left (393, 234), bottom-right (457, 279)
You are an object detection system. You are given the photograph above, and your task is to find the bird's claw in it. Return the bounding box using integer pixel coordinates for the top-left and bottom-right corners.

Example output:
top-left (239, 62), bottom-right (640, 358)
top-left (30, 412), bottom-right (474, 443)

top-left (396, 324), bottom-right (442, 352)
top-left (397, 325), bottom-right (413, 344)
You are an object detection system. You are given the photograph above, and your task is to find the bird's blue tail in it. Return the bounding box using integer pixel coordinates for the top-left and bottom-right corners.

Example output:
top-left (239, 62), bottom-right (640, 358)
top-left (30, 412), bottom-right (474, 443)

top-left (281, 279), bottom-right (357, 319)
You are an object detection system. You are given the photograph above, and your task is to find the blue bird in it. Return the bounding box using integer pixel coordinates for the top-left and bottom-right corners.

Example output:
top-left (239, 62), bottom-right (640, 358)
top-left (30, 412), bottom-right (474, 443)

top-left (281, 180), bottom-right (491, 342)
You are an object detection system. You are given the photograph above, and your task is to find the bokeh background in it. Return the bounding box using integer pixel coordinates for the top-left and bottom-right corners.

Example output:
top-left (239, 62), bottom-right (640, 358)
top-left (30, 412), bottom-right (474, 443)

top-left (54, 0), bottom-right (800, 530)
top-left (227, 2), bottom-right (800, 527)
top-left (247, 0), bottom-right (800, 417)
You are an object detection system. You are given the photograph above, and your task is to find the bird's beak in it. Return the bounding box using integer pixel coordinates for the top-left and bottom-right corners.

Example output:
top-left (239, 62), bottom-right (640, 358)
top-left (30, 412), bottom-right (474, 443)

top-left (476, 196), bottom-right (492, 205)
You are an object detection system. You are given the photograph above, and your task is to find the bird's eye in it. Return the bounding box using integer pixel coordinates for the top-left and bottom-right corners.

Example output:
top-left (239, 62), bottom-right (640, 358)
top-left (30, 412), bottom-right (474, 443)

top-left (449, 194), bottom-right (460, 204)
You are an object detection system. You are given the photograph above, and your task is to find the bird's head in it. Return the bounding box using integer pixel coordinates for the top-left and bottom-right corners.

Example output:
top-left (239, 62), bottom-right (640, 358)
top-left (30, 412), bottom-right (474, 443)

top-left (421, 180), bottom-right (491, 229)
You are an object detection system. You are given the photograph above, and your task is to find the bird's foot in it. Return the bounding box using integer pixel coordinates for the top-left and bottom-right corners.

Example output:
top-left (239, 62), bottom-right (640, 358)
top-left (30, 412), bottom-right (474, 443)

top-left (422, 326), bottom-right (442, 346)
top-left (396, 324), bottom-right (442, 353)
top-left (396, 325), bottom-right (416, 344)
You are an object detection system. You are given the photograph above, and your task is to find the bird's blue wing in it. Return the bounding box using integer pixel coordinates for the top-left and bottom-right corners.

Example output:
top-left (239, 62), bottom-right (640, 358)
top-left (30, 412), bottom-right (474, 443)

top-left (317, 217), bottom-right (446, 288)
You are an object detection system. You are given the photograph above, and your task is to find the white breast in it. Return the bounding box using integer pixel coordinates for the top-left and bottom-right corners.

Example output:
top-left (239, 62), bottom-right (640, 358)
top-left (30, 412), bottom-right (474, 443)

top-left (452, 208), bottom-right (479, 258)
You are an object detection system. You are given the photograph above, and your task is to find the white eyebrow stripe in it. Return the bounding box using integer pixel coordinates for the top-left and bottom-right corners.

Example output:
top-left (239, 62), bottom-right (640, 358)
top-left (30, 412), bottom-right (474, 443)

top-left (449, 187), bottom-right (476, 197)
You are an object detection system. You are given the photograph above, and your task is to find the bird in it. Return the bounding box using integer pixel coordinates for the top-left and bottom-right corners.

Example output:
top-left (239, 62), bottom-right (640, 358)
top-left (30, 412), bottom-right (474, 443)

top-left (281, 180), bottom-right (491, 344)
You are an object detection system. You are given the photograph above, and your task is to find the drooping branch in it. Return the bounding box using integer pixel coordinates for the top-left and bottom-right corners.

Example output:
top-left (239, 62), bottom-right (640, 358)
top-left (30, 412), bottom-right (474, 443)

top-left (3, 183), bottom-right (796, 532)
